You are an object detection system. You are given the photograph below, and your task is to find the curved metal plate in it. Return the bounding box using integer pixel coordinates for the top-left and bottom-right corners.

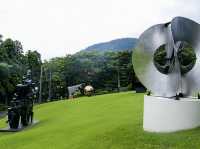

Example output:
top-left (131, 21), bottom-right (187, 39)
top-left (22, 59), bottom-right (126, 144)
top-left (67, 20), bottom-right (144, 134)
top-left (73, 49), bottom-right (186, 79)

top-left (133, 17), bottom-right (200, 97)
top-left (132, 24), bottom-right (179, 97)
top-left (171, 17), bottom-right (200, 96)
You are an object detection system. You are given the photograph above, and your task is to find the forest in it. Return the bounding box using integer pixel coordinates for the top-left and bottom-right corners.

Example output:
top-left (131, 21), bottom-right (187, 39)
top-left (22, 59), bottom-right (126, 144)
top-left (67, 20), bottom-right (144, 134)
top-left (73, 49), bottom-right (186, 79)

top-left (41, 50), bottom-right (135, 102)
top-left (0, 36), bottom-right (41, 108)
top-left (0, 36), bottom-right (135, 108)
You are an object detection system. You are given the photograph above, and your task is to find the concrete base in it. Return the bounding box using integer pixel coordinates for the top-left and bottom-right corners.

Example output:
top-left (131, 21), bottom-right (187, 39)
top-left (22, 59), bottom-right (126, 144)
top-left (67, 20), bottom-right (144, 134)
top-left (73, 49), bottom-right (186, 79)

top-left (0, 120), bottom-right (39, 132)
top-left (143, 95), bottom-right (200, 133)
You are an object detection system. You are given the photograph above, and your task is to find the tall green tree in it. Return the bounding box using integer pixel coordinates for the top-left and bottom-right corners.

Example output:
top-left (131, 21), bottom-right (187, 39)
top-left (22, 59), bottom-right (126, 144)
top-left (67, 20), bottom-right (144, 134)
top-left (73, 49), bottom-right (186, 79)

top-left (25, 50), bottom-right (42, 83)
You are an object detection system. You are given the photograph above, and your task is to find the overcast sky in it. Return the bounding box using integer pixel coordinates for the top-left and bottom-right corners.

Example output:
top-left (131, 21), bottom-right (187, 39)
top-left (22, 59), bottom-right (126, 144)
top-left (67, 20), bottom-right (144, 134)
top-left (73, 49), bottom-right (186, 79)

top-left (0, 0), bottom-right (199, 60)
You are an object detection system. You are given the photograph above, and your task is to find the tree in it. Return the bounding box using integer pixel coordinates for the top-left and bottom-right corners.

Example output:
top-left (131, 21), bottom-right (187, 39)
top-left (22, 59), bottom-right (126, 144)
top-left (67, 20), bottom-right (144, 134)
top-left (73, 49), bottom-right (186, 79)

top-left (25, 50), bottom-right (42, 83)
top-left (0, 39), bottom-right (26, 105)
top-left (0, 37), bottom-right (42, 105)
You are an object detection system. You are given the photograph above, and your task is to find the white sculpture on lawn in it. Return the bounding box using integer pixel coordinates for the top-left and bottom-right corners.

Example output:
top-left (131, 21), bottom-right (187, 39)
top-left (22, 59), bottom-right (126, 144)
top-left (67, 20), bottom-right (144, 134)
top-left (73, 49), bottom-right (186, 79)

top-left (133, 17), bottom-right (200, 132)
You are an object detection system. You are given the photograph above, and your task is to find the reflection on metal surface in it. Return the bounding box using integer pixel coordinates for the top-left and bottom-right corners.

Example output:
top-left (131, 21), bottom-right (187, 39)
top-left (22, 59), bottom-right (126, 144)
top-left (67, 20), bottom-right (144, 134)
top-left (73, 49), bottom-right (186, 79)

top-left (132, 17), bottom-right (200, 97)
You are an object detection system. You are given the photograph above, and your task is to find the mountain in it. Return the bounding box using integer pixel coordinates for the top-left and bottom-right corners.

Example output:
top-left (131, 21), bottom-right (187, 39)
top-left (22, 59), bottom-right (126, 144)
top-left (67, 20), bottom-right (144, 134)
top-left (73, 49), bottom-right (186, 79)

top-left (82, 38), bottom-right (138, 52)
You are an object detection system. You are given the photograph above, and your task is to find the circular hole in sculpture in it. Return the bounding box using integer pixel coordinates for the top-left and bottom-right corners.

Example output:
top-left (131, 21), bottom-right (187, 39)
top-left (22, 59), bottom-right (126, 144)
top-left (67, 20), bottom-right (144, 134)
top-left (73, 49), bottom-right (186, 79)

top-left (153, 44), bottom-right (174, 74)
top-left (177, 41), bottom-right (196, 74)
top-left (153, 42), bottom-right (196, 75)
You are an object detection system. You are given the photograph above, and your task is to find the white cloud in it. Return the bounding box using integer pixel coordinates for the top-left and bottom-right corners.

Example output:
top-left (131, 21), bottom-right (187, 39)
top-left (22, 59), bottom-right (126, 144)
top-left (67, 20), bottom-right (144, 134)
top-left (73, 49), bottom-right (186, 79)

top-left (0, 0), bottom-right (199, 60)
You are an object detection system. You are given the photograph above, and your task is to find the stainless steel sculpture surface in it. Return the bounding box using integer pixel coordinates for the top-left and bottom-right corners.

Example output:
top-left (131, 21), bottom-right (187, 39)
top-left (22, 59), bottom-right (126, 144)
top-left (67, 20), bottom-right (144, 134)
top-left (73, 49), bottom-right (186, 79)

top-left (133, 17), bottom-right (200, 97)
top-left (67, 84), bottom-right (85, 98)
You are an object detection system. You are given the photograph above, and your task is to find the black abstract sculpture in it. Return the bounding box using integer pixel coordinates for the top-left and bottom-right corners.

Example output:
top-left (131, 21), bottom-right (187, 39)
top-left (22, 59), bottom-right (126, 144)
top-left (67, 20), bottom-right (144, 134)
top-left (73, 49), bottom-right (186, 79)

top-left (7, 71), bottom-right (36, 129)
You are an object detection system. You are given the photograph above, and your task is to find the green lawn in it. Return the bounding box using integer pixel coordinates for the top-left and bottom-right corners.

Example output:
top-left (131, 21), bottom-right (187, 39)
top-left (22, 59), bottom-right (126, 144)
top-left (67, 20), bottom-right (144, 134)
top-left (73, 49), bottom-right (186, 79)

top-left (0, 92), bottom-right (200, 149)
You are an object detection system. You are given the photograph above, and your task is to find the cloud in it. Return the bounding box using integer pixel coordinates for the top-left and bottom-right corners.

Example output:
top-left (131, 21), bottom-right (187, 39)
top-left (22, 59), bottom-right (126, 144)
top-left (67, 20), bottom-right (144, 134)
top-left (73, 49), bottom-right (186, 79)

top-left (0, 0), bottom-right (199, 60)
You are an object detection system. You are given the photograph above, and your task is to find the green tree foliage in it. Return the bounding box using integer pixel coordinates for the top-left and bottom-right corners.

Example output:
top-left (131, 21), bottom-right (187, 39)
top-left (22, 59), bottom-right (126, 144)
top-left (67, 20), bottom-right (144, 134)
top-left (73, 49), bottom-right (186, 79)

top-left (25, 50), bottom-right (42, 83)
top-left (154, 42), bottom-right (196, 74)
top-left (42, 57), bottom-right (66, 101)
top-left (0, 37), bottom-right (42, 106)
top-left (41, 50), bottom-right (134, 100)
top-left (0, 38), bottom-right (26, 104)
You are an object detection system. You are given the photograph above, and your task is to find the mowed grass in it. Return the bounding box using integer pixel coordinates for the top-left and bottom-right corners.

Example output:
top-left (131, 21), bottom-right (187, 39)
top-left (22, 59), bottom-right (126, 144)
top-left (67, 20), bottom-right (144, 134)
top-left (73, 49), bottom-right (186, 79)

top-left (1, 92), bottom-right (200, 149)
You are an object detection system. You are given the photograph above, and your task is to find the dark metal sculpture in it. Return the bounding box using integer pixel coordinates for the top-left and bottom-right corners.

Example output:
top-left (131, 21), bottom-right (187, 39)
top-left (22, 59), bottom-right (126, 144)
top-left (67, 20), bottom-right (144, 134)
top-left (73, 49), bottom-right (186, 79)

top-left (7, 71), bottom-right (36, 129)
top-left (133, 17), bottom-right (200, 98)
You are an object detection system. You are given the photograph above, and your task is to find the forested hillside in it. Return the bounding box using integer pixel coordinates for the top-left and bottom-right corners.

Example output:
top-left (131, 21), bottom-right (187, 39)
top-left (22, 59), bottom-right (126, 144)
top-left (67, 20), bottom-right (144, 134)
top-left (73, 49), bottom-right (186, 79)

top-left (41, 50), bottom-right (135, 102)
top-left (82, 38), bottom-right (138, 52)
top-left (0, 36), bottom-right (137, 106)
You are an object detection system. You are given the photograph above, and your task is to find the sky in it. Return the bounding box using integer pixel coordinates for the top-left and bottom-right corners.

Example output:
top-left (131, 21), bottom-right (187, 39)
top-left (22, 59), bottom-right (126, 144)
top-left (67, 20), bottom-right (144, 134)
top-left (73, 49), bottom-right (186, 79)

top-left (0, 0), bottom-right (199, 60)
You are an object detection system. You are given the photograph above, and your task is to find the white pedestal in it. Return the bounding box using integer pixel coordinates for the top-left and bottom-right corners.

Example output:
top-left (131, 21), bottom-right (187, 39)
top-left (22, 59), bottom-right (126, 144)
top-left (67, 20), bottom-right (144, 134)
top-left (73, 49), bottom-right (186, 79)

top-left (143, 95), bottom-right (200, 132)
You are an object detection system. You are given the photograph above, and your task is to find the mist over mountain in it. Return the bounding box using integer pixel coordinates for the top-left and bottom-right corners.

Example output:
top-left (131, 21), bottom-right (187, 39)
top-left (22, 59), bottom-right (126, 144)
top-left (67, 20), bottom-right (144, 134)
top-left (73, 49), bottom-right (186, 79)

top-left (82, 38), bottom-right (138, 52)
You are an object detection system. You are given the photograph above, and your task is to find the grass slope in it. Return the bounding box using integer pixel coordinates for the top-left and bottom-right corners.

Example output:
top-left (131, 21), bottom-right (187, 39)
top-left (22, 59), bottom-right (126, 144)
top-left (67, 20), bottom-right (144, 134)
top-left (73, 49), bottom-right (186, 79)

top-left (0, 92), bottom-right (200, 149)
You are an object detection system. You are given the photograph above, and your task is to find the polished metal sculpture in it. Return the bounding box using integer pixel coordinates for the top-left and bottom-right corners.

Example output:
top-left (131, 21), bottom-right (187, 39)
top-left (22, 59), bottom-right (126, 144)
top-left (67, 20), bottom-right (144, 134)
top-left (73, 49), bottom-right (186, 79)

top-left (84, 85), bottom-right (94, 96)
top-left (133, 17), bottom-right (200, 97)
top-left (67, 84), bottom-right (85, 98)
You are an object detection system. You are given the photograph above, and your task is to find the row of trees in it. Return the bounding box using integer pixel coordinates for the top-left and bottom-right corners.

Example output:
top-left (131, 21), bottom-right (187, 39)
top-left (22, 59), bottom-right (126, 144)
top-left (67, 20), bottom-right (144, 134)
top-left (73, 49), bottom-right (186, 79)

top-left (0, 35), bottom-right (136, 105)
top-left (40, 50), bottom-right (135, 102)
top-left (0, 36), bottom-right (42, 105)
